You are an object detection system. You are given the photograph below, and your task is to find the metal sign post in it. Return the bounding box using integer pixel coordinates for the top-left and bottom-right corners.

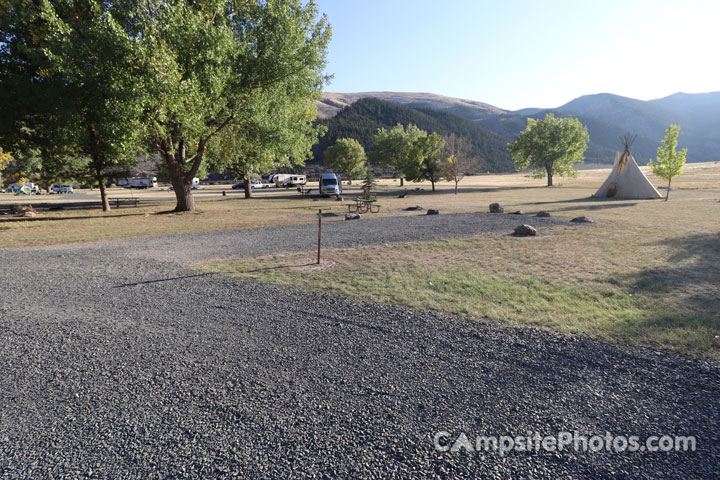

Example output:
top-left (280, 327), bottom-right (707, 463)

top-left (317, 209), bottom-right (322, 265)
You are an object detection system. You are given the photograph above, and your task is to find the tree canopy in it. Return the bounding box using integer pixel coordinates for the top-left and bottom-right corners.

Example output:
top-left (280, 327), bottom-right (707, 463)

top-left (323, 138), bottom-right (366, 184)
top-left (508, 113), bottom-right (589, 186)
top-left (369, 123), bottom-right (426, 182)
top-left (136, 0), bottom-right (330, 211)
top-left (648, 124), bottom-right (687, 201)
top-left (0, 0), bottom-right (331, 211)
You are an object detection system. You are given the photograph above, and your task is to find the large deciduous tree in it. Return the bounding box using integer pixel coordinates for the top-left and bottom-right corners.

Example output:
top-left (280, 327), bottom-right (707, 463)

top-left (323, 138), bottom-right (366, 184)
top-left (405, 132), bottom-right (447, 192)
top-left (508, 113), bottom-right (589, 186)
top-left (209, 86), bottom-right (326, 199)
top-left (138, 0), bottom-right (330, 211)
top-left (648, 124), bottom-right (687, 201)
top-left (0, 0), bottom-right (145, 211)
top-left (370, 123), bottom-right (425, 186)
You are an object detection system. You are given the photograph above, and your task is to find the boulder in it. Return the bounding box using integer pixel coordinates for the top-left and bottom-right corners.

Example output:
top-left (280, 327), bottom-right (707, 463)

top-left (404, 205), bottom-right (423, 211)
top-left (336, 196), bottom-right (344, 201)
top-left (426, 209), bottom-right (439, 215)
top-left (571, 215), bottom-right (594, 223)
top-left (489, 203), bottom-right (504, 213)
top-left (536, 211), bottom-right (551, 217)
top-left (514, 224), bottom-right (537, 236)
top-left (23, 211), bottom-right (37, 218)
top-left (12, 205), bottom-right (34, 215)
top-left (345, 213), bottom-right (361, 220)
top-left (511, 210), bottom-right (524, 215)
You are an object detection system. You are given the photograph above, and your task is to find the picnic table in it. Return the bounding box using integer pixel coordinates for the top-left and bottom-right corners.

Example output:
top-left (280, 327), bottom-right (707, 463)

top-left (346, 197), bottom-right (381, 214)
top-left (109, 197), bottom-right (140, 208)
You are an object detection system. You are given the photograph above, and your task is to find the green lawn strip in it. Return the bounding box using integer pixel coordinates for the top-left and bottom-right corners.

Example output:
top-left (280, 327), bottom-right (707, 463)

top-left (201, 253), bottom-right (719, 358)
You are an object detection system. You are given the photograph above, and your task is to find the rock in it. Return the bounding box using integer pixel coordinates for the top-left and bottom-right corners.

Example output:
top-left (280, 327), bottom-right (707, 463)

top-left (536, 211), bottom-right (551, 217)
top-left (404, 205), bottom-right (423, 211)
top-left (12, 204), bottom-right (34, 215)
top-left (426, 209), bottom-right (439, 215)
top-left (336, 196), bottom-right (343, 201)
top-left (571, 215), bottom-right (594, 223)
top-left (397, 194), bottom-right (406, 198)
top-left (345, 213), bottom-right (361, 220)
top-left (23, 211), bottom-right (37, 218)
top-left (514, 224), bottom-right (537, 236)
top-left (511, 210), bottom-right (524, 215)
top-left (489, 203), bottom-right (504, 213)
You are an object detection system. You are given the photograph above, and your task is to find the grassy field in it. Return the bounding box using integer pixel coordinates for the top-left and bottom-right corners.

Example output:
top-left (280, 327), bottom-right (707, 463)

top-left (2, 163), bottom-right (719, 357)
top-left (197, 163), bottom-right (719, 358)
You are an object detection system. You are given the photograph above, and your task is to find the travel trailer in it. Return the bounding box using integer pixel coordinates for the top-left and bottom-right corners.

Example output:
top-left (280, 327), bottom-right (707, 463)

top-left (126, 177), bottom-right (158, 189)
top-left (319, 173), bottom-right (342, 197)
top-left (273, 174), bottom-right (307, 188)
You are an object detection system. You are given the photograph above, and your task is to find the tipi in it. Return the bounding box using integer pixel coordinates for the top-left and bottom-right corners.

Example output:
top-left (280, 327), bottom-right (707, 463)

top-left (593, 135), bottom-right (662, 199)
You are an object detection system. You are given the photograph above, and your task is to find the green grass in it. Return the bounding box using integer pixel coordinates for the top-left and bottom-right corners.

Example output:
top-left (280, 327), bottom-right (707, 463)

top-left (202, 220), bottom-right (720, 358)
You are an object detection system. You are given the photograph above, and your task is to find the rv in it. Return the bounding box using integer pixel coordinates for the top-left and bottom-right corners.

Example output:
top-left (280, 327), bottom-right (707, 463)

top-left (273, 174), bottom-right (307, 188)
top-left (127, 177), bottom-right (158, 189)
top-left (319, 173), bottom-right (342, 197)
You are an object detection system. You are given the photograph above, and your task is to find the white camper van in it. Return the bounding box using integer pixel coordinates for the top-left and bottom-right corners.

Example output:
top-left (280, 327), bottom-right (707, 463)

top-left (273, 174), bottom-right (306, 188)
top-left (319, 173), bottom-right (342, 197)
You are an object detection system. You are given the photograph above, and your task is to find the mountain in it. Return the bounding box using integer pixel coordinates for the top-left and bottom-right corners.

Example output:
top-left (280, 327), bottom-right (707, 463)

top-left (554, 92), bottom-right (720, 163)
top-left (318, 92), bottom-right (506, 121)
top-left (318, 91), bottom-right (720, 166)
top-left (313, 97), bottom-right (513, 172)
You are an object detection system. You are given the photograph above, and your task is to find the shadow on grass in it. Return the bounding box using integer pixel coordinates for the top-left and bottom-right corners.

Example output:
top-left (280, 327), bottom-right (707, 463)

top-left (608, 233), bottom-right (720, 353)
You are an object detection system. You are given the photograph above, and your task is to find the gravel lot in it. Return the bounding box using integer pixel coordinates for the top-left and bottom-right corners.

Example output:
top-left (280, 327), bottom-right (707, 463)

top-left (1, 213), bottom-right (718, 478)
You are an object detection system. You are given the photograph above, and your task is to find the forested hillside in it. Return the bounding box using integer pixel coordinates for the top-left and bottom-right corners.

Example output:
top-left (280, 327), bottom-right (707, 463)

top-left (313, 98), bottom-right (514, 173)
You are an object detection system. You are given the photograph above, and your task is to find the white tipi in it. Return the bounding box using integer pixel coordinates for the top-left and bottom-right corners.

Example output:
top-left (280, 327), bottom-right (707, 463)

top-left (594, 135), bottom-right (662, 199)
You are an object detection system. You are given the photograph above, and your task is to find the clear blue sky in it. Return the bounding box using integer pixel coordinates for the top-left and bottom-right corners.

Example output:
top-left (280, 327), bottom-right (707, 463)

top-left (314, 0), bottom-right (719, 110)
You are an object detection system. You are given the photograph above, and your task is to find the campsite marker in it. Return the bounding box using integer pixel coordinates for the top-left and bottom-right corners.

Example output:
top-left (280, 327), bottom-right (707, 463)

top-left (317, 209), bottom-right (322, 265)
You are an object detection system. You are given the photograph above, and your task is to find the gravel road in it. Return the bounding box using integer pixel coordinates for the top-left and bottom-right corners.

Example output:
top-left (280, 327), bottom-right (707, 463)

top-left (1, 213), bottom-right (718, 478)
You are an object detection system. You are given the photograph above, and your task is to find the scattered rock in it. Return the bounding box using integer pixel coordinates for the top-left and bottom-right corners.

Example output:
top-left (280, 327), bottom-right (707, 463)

top-left (345, 213), bottom-right (361, 220)
top-left (536, 211), bottom-right (551, 217)
top-left (426, 209), bottom-right (439, 215)
top-left (571, 215), bottom-right (594, 223)
top-left (404, 205), bottom-right (423, 211)
top-left (12, 205), bottom-right (34, 216)
top-left (511, 210), bottom-right (524, 215)
top-left (23, 211), bottom-right (37, 218)
top-left (397, 194), bottom-right (406, 198)
top-left (514, 224), bottom-right (537, 236)
top-left (489, 203), bottom-right (504, 213)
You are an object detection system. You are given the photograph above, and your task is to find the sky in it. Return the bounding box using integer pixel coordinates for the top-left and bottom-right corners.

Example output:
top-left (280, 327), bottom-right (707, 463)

top-left (314, 0), bottom-right (720, 110)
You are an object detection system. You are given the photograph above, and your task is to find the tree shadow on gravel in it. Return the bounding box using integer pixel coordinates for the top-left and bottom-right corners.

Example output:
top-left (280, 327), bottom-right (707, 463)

top-left (114, 272), bottom-right (215, 288)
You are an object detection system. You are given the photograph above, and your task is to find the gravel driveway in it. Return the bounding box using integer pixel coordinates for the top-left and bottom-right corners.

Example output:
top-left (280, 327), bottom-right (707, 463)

top-left (1, 213), bottom-right (718, 478)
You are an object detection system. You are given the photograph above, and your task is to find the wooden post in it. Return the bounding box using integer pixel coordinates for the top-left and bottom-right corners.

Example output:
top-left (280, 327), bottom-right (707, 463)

top-left (317, 209), bottom-right (322, 265)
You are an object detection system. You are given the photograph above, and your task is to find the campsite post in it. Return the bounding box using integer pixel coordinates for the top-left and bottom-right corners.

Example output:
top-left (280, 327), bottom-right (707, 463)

top-left (317, 209), bottom-right (322, 265)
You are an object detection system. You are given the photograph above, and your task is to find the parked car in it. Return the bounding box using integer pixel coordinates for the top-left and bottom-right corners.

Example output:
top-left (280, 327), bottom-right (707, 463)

top-left (231, 181), bottom-right (245, 189)
top-left (0, 188), bottom-right (5, 193)
top-left (52, 184), bottom-right (74, 194)
top-left (251, 181), bottom-right (271, 189)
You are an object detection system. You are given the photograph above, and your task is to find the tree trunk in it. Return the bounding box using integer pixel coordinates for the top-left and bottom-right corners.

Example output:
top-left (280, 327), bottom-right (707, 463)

top-left (666, 177), bottom-right (671, 201)
top-left (400, 177), bottom-right (404, 187)
top-left (169, 166), bottom-right (195, 212)
top-left (243, 174), bottom-right (252, 199)
top-left (546, 165), bottom-right (554, 187)
top-left (454, 179), bottom-right (459, 195)
top-left (95, 163), bottom-right (110, 212)
top-left (431, 179), bottom-right (436, 192)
